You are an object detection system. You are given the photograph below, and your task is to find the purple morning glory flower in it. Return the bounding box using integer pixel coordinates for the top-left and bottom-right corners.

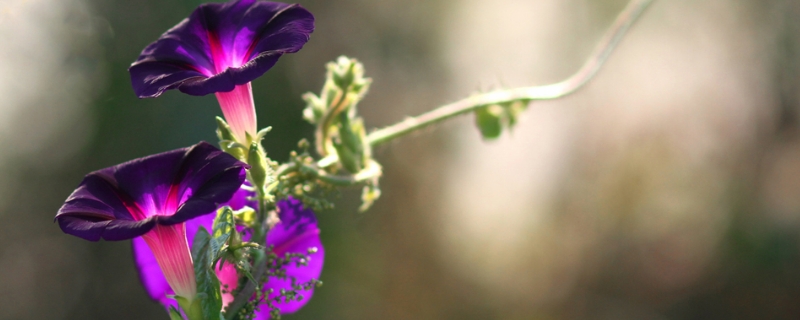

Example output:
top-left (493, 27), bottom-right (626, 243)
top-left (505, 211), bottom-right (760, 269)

top-left (134, 196), bottom-right (324, 317)
top-left (129, 0), bottom-right (315, 143)
top-left (55, 142), bottom-right (248, 301)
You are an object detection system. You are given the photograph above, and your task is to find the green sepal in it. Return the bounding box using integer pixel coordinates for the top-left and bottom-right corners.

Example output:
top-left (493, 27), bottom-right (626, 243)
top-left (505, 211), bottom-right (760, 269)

top-left (215, 117), bottom-right (236, 141)
top-left (191, 227), bottom-right (224, 320)
top-left (254, 126), bottom-right (272, 143)
top-left (168, 306), bottom-right (184, 320)
top-left (216, 117), bottom-right (246, 160)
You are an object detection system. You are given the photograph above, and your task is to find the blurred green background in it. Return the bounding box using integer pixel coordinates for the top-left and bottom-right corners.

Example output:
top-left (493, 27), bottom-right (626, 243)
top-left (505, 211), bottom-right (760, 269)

top-left (2, 0), bottom-right (800, 319)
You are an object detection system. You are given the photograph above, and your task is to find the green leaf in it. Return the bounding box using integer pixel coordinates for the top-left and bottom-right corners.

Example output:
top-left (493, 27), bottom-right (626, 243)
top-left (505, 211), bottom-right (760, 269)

top-left (475, 105), bottom-right (504, 139)
top-left (211, 207), bottom-right (235, 261)
top-left (191, 227), bottom-right (223, 320)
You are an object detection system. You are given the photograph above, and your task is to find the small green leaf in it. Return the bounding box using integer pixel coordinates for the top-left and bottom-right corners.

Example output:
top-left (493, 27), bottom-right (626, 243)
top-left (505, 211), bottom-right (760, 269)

top-left (475, 105), bottom-right (504, 139)
top-left (191, 227), bottom-right (223, 320)
top-left (211, 207), bottom-right (235, 259)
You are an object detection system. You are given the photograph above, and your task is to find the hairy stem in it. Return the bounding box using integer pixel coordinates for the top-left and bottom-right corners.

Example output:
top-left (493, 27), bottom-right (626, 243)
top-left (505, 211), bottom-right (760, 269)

top-left (224, 257), bottom-right (267, 320)
top-left (366, 0), bottom-right (653, 146)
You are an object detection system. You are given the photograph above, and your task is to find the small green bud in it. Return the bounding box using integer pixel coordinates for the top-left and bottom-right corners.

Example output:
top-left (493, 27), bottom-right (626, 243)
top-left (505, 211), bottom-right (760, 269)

top-left (328, 56), bottom-right (371, 95)
top-left (302, 92), bottom-right (325, 124)
top-left (330, 56), bottom-right (355, 89)
top-left (247, 143), bottom-right (270, 192)
top-left (475, 104), bottom-right (504, 139)
top-left (359, 184), bottom-right (381, 212)
top-left (297, 138), bottom-right (311, 151)
top-left (168, 306), bottom-right (183, 320)
top-left (332, 137), bottom-right (362, 173)
top-left (216, 116), bottom-right (236, 141)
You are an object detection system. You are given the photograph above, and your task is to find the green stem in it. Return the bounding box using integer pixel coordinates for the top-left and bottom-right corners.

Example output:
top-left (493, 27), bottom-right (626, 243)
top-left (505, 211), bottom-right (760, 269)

top-left (223, 259), bottom-right (266, 320)
top-left (366, 0), bottom-right (653, 146)
top-left (277, 160), bottom-right (382, 187)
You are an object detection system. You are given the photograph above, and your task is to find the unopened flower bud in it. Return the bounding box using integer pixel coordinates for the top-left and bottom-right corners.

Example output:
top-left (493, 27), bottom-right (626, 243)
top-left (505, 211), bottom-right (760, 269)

top-left (247, 143), bottom-right (270, 192)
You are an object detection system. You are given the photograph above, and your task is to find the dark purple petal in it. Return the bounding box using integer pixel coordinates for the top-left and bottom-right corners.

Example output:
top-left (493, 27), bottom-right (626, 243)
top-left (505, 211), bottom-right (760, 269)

top-left (55, 142), bottom-right (248, 241)
top-left (58, 215), bottom-right (157, 242)
top-left (261, 197), bottom-right (324, 315)
top-left (129, 0), bottom-right (314, 98)
top-left (227, 182), bottom-right (256, 211)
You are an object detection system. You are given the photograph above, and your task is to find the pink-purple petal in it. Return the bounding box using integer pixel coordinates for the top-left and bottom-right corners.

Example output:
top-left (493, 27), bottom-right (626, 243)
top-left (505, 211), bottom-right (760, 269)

top-left (133, 210), bottom-right (218, 306)
top-left (262, 197), bottom-right (324, 315)
top-left (129, 0), bottom-right (314, 98)
top-left (132, 236), bottom-right (178, 308)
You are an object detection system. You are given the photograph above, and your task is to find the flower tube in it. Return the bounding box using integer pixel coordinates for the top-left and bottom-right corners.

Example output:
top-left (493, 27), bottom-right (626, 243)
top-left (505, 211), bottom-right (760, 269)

top-left (55, 142), bottom-right (248, 305)
top-left (129, 0), bottom-right (315, 143)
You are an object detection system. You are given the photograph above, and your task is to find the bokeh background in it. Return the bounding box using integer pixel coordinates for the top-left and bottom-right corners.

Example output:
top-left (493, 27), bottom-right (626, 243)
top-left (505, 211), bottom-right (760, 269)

top-left (2, 0), bottom-right (800, 319)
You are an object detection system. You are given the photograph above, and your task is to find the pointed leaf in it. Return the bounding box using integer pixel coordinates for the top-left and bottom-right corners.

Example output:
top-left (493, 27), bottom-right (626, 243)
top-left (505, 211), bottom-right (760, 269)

top-left (191, 227), bottom-right (223, 320)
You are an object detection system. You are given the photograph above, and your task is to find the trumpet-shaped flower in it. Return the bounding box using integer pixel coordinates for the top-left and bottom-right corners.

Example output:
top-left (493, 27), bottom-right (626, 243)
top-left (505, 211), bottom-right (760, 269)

top-left (55, 142), bottom-right (248, 301)
top-left (133, 196), bottom-right (324, 317)
top-left (129, 0), bottom-right (315, 143)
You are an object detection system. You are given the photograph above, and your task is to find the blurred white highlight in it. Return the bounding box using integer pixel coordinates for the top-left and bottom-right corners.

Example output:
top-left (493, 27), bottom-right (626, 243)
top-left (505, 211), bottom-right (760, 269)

top-left (439, 0), bottom-right (770, 311)
top-left (0, 0), bottom-right (101, 318)
top-left (0, 0), bottom-right (100, 172)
